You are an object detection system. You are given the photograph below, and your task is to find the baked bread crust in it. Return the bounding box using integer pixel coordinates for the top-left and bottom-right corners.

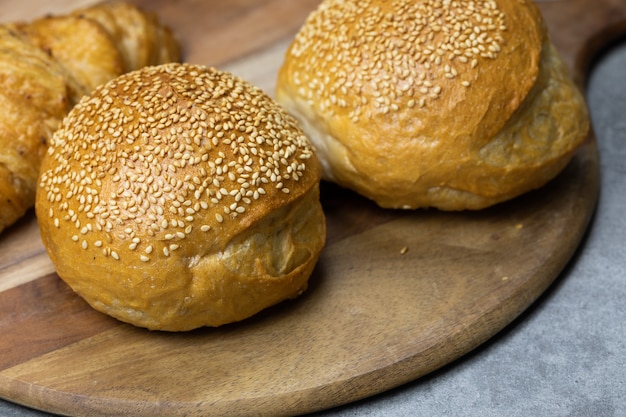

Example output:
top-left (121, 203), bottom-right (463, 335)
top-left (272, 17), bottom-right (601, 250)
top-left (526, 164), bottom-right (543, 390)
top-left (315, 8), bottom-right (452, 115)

top-left (276, 0), bottom-right (589, 210)
top-left (36, 63), bottom-right (325, 331)
top-left (0, 27), bottom-right (69, 231)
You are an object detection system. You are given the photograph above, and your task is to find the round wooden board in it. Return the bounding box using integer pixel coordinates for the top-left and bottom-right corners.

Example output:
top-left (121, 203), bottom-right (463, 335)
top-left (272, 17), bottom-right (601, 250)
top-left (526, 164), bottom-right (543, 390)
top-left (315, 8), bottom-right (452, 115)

top-left (0, 0), bottom-right (618, 416)
top-left (0, 140), bottom-right (598, 417)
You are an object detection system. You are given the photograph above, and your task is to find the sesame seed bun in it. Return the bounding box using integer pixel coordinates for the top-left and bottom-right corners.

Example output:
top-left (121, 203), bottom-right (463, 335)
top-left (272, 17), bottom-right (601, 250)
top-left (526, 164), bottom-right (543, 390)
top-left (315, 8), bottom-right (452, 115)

top-left (36, 63), bottom-right (326, 331)
top-left (276, 0), bottom-right (589, 210)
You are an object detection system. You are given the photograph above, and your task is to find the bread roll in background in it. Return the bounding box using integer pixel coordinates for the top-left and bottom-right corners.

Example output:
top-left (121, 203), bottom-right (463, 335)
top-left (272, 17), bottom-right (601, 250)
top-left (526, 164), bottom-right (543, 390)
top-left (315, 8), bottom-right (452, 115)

top-left (11, 1), bottom-right (181, 104)
top-left (36, 63), bottom-right (326, 331)
top-left (276, 0), bottom-right (590, 210)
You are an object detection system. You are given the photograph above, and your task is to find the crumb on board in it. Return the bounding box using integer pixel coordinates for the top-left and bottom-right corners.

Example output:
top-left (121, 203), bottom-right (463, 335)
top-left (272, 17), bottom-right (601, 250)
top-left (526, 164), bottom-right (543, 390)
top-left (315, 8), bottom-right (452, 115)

top-left (400, 246), bottom-right (409, 255)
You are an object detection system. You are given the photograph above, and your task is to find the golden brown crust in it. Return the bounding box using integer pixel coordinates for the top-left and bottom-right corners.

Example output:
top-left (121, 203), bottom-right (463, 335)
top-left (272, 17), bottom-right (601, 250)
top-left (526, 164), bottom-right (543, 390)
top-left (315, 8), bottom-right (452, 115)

top-left (70, 2), bottom-right (181, 72)
top-left (36, 63), bottom-right (325, 331)
top-left (0, 2), bottom-right (181, 235)
top-left (276, 0), bottom-right (589, 210)
top-left (11, 16), bottom-right (125, 103)
top-left (0, 26), bottom-right (70, 232)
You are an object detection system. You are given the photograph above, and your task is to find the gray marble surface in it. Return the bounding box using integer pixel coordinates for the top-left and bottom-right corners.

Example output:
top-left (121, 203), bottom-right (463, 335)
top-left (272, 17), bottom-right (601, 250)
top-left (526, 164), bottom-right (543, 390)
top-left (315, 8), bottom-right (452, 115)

top-left (2, 41), bottom-right (625, 417)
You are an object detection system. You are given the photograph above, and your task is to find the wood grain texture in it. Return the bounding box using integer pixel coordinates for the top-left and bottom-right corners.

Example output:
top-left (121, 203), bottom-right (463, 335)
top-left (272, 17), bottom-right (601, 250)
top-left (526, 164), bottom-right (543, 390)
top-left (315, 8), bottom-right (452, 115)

top-left (0, 0), bottom-right (618, 416)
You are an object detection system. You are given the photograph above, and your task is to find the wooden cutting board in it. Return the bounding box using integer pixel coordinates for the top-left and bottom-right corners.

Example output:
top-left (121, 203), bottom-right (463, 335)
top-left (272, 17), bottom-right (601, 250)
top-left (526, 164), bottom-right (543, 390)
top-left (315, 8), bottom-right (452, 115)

top-left (0, 0), bottom-right (618, 415)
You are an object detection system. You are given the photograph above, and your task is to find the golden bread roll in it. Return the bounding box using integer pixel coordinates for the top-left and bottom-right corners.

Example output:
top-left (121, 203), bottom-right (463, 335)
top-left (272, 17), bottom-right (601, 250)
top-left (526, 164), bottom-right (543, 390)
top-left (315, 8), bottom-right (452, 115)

top-left (70, 2), bottom-right (181, 74)
top-left (36, 63), bottom-right (326, 332)
top-left (276, 0), bottom-right (590, 210)
top-left (11, 15), bottom-right (126, 104)
top-left (0, 27), bottom-right (70, 231)
top-left (0, 2), bottom-right (180, 235)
